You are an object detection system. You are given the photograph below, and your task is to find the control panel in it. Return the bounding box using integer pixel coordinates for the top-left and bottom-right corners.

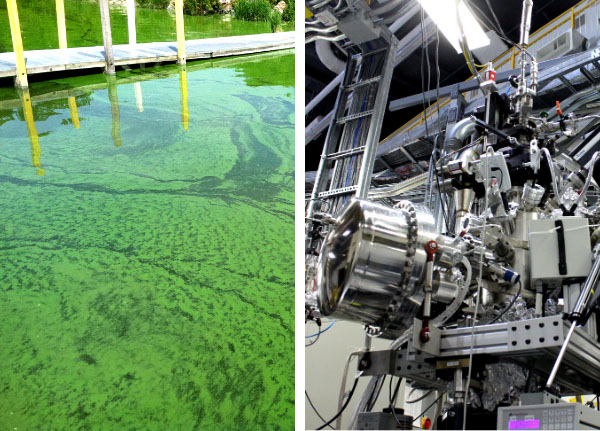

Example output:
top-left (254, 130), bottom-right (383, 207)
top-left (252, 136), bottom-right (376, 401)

top-left (497, 403), bottom-right (600, 430)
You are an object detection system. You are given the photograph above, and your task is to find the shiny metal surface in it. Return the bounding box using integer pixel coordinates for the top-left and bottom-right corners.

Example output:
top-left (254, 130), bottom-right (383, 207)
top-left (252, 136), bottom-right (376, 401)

top-left (316, 199), bottom-right (439, 337)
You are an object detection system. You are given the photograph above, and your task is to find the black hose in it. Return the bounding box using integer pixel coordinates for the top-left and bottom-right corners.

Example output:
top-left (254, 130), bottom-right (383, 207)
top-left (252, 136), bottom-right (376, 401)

top-left (316, 377), bottom-right (360, 430)
top-left (489, 280), bottom-right (522, 324)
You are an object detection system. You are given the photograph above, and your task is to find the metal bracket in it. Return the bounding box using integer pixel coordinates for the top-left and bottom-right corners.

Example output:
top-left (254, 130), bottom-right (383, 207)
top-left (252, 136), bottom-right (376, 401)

top-left (413, 318), bottom-right (441, 355)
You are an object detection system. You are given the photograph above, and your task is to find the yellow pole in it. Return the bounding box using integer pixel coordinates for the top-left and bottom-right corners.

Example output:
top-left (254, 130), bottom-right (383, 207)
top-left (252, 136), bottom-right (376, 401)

top-left (175, 0), bottom-right (186, 65)
top-left (179, 66), bottom-right (189, 130)
top-left (106, 75), bottom-right (122, 147)
top-left (19, 88), bottom-right (44, 176)
top-left (68, 96), bottom-right (80, 128)
top-left (55, 0), bottom-right (68, 49)
top-left (6, 0), bottom-right (28, 88)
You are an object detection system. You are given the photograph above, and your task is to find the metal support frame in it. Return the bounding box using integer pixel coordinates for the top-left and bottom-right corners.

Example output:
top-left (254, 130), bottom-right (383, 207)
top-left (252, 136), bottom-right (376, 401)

top-left (307, 37), bottom-right (400, 224)
top-left (356, 37), bottom-right (400, 199)
top-left (305, 19), bottom-right (436, 145)
top-left (359, 315), bottom-right (600, 395)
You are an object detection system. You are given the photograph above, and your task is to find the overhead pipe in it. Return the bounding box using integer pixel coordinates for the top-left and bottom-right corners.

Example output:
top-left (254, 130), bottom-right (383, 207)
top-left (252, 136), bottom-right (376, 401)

top-left (305, 24), bottom-right (338, 34)
top-left (315, 39), bottom-right (346, 74)
top-left (305, 33), bottom-right (346, 44)
top-left (304, 3), bottom-right (422, 117)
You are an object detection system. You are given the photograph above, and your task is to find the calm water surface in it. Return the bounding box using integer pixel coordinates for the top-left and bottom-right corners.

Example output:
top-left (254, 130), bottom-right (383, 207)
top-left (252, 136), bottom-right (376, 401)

top-left (0, 0), bottom-right (293, 52)
top-left (0, 50), bottom-right (294, 430)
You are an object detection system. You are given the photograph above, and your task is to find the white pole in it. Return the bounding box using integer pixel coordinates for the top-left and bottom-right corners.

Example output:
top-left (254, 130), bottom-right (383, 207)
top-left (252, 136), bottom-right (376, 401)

top-left (98, 0), bottom-right (115, 74)
top-left (126, 0), bottom-right (136, 45)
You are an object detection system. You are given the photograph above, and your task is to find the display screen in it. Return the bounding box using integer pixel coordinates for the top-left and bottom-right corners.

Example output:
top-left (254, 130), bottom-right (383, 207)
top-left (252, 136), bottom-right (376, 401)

top-left (508, 419), bottom-right (541, 430)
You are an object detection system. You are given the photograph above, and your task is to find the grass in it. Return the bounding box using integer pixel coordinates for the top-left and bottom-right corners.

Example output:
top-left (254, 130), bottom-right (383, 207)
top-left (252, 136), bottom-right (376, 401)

top-left (269, 9), bottom-right (282, 32)
top-left (233, 0), bottom-right (273, 22)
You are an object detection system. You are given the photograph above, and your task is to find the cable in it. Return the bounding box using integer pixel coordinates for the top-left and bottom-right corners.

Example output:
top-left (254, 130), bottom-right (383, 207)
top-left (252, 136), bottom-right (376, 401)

top-left (317, 377), bottom-right (360, 430)
top-left (412, 392), bottom-right (445, 423)
top-left (306, 319), bottom-right (336, 338)
top-left (406, 389), bottom-right (435, 404)
top-left (367, 375), bottom-right (386, 412)
top-left (306, 332), bottom-right (321, 347)
top-left (456, 0), bottom-right (484, 85)
top-left (336, 351), bottom-right (363, 429)
top-left (462, 146), bottom-right (493, 430)
top-left (389, 376), bottom-right (402, 406)
top-left (484, 0), bottom-right (503, 39)
top-left (467, 0), bottom-right (535, 62)
top-left (306, 390), bottom-right (335, 429)
top-left (388, 376), bottom-right (403, 427)
top-left (420, 5), bottom-right (450, 232)
top-left (488, 280), bottom-right (523, 324)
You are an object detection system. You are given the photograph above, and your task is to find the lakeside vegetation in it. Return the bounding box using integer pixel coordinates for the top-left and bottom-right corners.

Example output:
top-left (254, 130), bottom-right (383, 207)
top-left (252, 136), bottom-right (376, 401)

top-left (136, 0), bottom-right (294, 30)
top-left (137, 0), bottom-right (221, 15)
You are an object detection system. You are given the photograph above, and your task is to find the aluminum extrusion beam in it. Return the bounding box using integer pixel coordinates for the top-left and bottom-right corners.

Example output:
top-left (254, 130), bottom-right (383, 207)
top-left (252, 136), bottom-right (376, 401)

top-left (372, 315), bottom-right (600, 395)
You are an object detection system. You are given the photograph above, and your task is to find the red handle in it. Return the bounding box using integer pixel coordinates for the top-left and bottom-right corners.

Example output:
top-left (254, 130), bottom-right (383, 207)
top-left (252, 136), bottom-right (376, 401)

top-left (425, 240), bottom-right (439, 262)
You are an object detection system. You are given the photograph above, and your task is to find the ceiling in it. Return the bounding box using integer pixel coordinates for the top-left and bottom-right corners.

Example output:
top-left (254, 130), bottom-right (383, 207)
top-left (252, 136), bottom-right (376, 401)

top-left (305, 0), bottom-right (583, 170)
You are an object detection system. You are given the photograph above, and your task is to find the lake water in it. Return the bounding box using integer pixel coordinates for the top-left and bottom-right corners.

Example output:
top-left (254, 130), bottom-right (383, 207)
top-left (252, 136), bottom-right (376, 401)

top-left (0, 50), bottom-right (294, 430)
top-left (0, 0), bottom-right (293, 52)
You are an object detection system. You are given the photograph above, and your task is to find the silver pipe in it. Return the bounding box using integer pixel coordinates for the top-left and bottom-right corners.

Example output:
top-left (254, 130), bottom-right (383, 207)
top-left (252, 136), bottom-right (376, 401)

top-left (547, 252), bottom-right (600, 387)
top-left (574, 151), bottom-right (600, 208)
top-left (305, 33), bottom-right (345, 44)
top-left (446, 118), bottom-right (477, 150)
top-left (336, 351), bottom-right (364, 429)
top-left (387, 3), bottom-right (420, 32)
top-left (368, 172), bottom-right (428, 199)
top-left (519, 0), bottom-right (534, 46)
top-left (307, 0), bottom-right (331, 8)
top-left (305, 24), bottom-right (338, 34)
top-left (530, 59), bottom-right (538, 93)
top-left (572, 251), bottom-right (600, 318)
top-left (541, 148), bottom-right (563, 207)
top-left (546, 320), bottom-right (577, 388)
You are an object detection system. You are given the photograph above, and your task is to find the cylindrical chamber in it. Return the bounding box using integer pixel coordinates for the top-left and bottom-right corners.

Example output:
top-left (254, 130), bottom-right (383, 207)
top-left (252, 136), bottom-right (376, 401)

top-left (316, 199), bottom-right (459, 338)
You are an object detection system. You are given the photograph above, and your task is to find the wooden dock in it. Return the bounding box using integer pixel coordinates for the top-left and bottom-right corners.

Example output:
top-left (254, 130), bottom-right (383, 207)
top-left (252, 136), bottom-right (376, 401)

top-left (0, 32), bottom-right (295, 79)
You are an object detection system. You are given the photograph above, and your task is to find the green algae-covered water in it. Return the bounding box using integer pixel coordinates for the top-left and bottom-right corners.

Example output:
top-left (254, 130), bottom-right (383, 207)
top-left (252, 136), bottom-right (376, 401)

top-left (0, 50), bottom-right (294, 430)
top-left (0, 0), bottom-right (293, 52)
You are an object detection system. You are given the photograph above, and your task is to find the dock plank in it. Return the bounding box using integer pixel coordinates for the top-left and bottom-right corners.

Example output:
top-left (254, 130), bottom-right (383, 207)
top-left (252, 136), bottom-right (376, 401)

top-left (0, 32), bottom-right (294, 78)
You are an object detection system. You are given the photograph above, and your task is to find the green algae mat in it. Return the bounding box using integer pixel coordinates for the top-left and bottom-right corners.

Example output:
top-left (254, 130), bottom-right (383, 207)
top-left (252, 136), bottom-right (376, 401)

top-left (0, 0), bottom-right (293, 53)
top-left (0, 50), bottom-right (294, 430)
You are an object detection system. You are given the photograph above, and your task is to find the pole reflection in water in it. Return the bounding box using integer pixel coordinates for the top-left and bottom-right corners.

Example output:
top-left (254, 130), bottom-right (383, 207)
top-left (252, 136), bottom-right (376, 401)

top-left (134, 81), bottom-right (143, 112)
top-left (67, 96), bottom-right (80, 128)
top-left (106, 74), bottom-right (122, 147)
top-left (0, 50), bottom-right (295, 431)
top-left (179, 65), bottom-right (188, 131)
top-left (18, 88), bottom-right (44, 176)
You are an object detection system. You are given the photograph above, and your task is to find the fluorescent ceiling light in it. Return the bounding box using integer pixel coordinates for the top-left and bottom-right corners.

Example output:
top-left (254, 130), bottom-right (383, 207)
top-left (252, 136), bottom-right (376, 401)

top-left (417, 0), bottom-right (490, 54)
